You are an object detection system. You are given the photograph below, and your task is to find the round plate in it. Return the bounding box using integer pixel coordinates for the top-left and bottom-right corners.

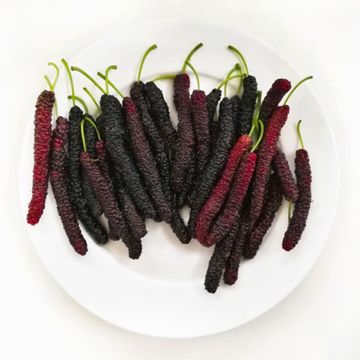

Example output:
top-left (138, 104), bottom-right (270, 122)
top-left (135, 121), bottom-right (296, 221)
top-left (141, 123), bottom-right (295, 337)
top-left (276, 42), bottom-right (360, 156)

top-left (20, 19), bottom-right (339, 338)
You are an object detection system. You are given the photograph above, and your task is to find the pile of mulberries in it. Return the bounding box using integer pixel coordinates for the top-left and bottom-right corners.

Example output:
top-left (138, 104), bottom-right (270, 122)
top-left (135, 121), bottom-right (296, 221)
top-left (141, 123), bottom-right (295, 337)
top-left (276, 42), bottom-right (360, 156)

top-left (27, 48), bottom-right (313, 294)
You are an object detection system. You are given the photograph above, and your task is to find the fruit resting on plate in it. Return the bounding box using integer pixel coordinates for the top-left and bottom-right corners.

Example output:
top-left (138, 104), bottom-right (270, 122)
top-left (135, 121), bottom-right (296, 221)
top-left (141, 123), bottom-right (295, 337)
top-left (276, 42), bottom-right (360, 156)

top-left (27, 44), bottom-right (313, 293)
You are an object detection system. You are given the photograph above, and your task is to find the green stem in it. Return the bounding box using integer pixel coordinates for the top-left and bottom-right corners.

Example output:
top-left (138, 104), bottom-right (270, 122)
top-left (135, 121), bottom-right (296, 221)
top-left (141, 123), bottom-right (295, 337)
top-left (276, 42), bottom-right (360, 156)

top-left (251, 119), bottom-right (264, 152)
top-left (104, 65), bottom-right (117, 95)
top-left (151, 74), bottom-right (177, 82)
top-left (235, 63), bottom-right (244, 94)
top-left (296, 120), bottom-right (305, 149)
top-left (288, 201), bottom-right (293, 223)
top-left (251, 91), bottom-right (262, 132)
top-left (68, 95), bottom-right (88, 114)
top-left (216, 74), bottom-right (245, 91)
top-left (224, 63), bottom-right (239, 97)
top-left (45, 62), bottom-right (59, 117)
top-left (83, 87), bottom-right (100, 112)
top-left (97, 72), bottom-right (124, 98)
top-left (71, 66), bottom-right (106, 94)
top-left (84, 116), bottom-right (102, 141)
top-left (181, 43), bottom-right (203, 73)
top-left (186, 61), bottom-right (200, 90)
top-left (80, 119), bottom-right (87, 152)
top-left (137, 44), bottom-right (158, 82)
top-left (248, 122), bottom-right (256, 138)
top-left (228, 45), bottom-right (249, 75)
top-left (283, 76), bottom-right (313, 105)
top-left (61, 59), bottom-right (75, 107)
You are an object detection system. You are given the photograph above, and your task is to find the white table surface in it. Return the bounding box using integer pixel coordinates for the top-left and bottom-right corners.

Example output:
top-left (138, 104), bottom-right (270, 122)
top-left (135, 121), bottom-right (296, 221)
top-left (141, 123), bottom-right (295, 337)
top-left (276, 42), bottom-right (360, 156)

top-left (0, 0), bottom-right (359, 359)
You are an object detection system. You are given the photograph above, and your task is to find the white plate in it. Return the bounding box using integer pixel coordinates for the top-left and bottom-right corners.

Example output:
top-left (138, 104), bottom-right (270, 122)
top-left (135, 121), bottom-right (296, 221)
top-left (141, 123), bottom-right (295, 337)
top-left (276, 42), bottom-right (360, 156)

top-left (19, 19), bottom-right (338, 338)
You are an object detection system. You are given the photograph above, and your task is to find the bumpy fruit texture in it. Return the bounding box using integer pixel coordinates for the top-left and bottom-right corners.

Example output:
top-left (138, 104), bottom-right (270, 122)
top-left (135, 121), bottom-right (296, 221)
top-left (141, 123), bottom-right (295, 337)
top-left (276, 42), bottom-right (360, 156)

top-left (282, 149), bottom-right (311, 251)
top-left (191, 90), bottom-right (211, 177)
top-left (260, 79), bottom-right (291, 125)
top-left (237, 75), bottom-right (258, 135)
top-left (243, 174), bottom-right (282, 259)
top-left (27, 90), bottom-right (55, 225)
top-left (223, 218), bottom-right (250, 285)
top-left (50, 117), bottom-right (87, 255)
top-left (130, 82), bottom-right (189, 243)
top-left (196, 135), bottom-right (252, 242)
top-left (171, 73), bottom-right (194, 194)
top-left (248, 105), bottom-right (289, 226)
top-left (100, 94), bottom-right (156, 219)
top-left (204, 222), bottom-right (240, 293)
top-left (188, 97), bottom-right (235, 237)
top-left (123, 97), bottom-right (172, 223)
top-left (272, 149), bottom-right (299, 202)
top-left (67, 106), bottom-right (108, 244)
top-left (81, 119), bottom-right (103, 218)
top-left (144, 81), bottom-right (177, 150)
top-left (204, 152), bottom-right (257, 247)
top-left (206, 88), bottom-right (222, 146)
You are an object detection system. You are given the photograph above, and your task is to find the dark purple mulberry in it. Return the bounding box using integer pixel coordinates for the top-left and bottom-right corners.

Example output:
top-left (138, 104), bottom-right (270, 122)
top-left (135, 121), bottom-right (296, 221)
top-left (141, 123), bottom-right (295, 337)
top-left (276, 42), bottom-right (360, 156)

top-left (188, 97), bottom-right (235, 237)
top-left (171, 73), bottom-right (194, 194)
top-left (100, 95), bottom-right (156, 219)
top-left (282, 149), bottom-right (311, 251)
top-left (143, 81), bottom-right (177, 150)
top-left (243, 174), bottom-right (282, 259)
top-left (123, 97), bottom-right (172, 223)
top-left (206, 88), bottom-right (222, 145)
top-left (67, 106), bottom-right (108, 244)
top-left (272, 149), bottom-right (299, 202)
top-left (50, 117), bottom-right (87, 255)
top-left (204, 222), bottom-right (240, 293)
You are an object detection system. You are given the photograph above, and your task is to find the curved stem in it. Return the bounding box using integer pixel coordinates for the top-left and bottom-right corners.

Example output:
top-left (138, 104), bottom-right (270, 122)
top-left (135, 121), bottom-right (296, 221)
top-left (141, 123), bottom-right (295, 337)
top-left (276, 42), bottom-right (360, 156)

top-left (48, 62), bottom-right (59, 89)
top-left (181, 43), bottom-right (203, 73)
top-left (61, 59), bottom-right (75, 106)
top-left (97, 72), bottom-right (124, 98)
top-left (71, 66), bottom-right (106, 94)
top-left (251, 91), bottom-right (262, 131)
top-left (296, 120), bottom-right (305, 149)
top-left (228, 45), bottom-right (249, 75)
top-left (84, 116), bottom-right (102, 141)
top-left (68, 95), bottom-right (88, 114)
top-left (104, 65), bottom-right (117, 95)
top-left (235, 63), bottom-right (244, 94)
top-left (216, 74), bottom-right (245, 90)
top-left (83, 87), bottom-right (100, 112)
top-left (44, 62), bottom-right (60, 117)
top-left (251, 119), bottom-right (264, 152)
top-left (186, 61), bottom-right (200, 90)
top-left (151, 74), bottom-right (177, 82)
top-left (80, 119), bottom-right (87, 152)
top-left (248, 122), bottom-right (256, 138)
top-left (137, 44), bottom-right (157, 82)
top-left (224, 63), bottom-right (240, 97)
top-left (283, 76), bottom-right (313, 105)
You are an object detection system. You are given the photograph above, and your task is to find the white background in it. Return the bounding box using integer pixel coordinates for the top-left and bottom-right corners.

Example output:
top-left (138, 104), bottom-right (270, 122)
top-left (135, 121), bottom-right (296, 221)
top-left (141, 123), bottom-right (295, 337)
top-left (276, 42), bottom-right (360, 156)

top-left (0, 0), bottom-right (358, 359)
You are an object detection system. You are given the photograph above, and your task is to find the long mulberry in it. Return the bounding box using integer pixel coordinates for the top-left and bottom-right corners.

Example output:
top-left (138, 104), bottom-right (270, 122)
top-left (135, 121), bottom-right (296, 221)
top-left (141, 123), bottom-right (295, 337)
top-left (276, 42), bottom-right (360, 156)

top-left (188, 97), bottom-right (235, 237)
top-left (248, 106), bottom-right (289, 226)
top-left (243, 174), bottom-right (282, 258)
top-left (272, 149), bottom-right (298, 202)
top-left (204, 152), bottom-right (257, 247)
top-left (283, 122), bottom-right (311, 251)
top-left (204, 222), bottom-right (240, 293)
top-left (123, 97), bottom-right (172, 222)
top-left (27, 90), bottom-right (55, 225)
top-left (50, 117), bottom-right (87, 255)
top-left (100, 94), bottom-right (156, 219)
top-left (67, 105), bottom-right (108, 244)
top-left (195, 135), bottom-right (252, 242)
